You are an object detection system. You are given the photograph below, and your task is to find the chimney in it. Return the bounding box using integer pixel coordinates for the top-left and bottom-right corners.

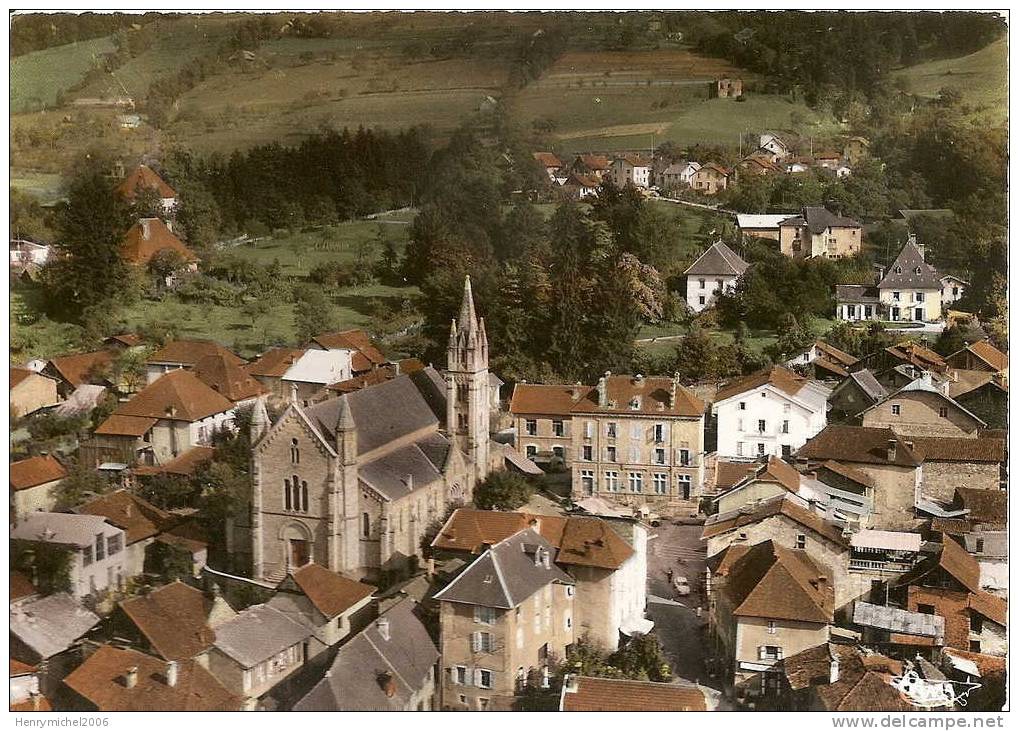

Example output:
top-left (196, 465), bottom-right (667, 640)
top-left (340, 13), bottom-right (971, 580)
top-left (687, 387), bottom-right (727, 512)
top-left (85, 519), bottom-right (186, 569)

top-left (633, 373), bottom-right (644, 385)
top-left (564, 673), bottom-right (580, 693)
top-left (290, 383), bottom-right (299, 404)
top-left (597, 371), bottom-right (610, 408)
top-left (30, 691), bottom-right (41, 711)
top-left (126, 666), bottom-right (138, 689)
top-left (377, 617), bottom-right (390, 642)
top-left (886, 439), bottom-right (897, 462)
top-left (426, 557), bottom-right (435, 577)
top-left (165, 660), bottom-right (179, 688)
top-left (529, 517), bottom-right (541, 534)
top-left (141, 219), bottom-right (151, 239)
top-left (379, 672), bottom-right (397, 698)
top-left (829, 650), bottom-right (840, 684)
top-left (124, 503), bottom-right (132, 518)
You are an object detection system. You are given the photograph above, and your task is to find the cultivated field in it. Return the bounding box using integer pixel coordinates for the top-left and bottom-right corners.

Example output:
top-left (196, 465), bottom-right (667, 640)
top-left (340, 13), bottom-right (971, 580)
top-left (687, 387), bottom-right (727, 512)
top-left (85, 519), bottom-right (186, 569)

top-left (10, 36), bottom-right (116, 113)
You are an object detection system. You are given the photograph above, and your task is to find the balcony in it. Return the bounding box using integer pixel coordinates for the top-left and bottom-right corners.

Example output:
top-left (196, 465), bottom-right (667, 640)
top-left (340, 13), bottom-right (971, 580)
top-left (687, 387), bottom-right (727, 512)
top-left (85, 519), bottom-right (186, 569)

top-left (849, 558), bottom-right (912, 573)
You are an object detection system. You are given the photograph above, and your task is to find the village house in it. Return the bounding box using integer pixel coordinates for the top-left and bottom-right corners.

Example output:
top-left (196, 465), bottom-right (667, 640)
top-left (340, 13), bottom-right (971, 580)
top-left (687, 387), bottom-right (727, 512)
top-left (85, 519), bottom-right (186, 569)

top-left (432, 508), bottom-right (649, 651)
top-left (814, 150), bottom-right (842, 171)
top-left (266, 562), bottom-right (376, 664)
top-left (851, 600), bottom-right (946, 658)
top-left (509, 383), bottom-right (579, 466)
top-left (10, 454), bottom-right (67, 520)
top-left (561, 172), bottom-right (600, 200)
top-left (42, 350), bottom-right (116, 399)
top-left (949, 371), bottom-right (1007, 429)
top-left (569, 154), bottom-right (611, 180)
top-left (532, 152), bottom-right (564, 182)
top-left (908, 435), bottom-right (1005, 500)
top-left (291, 597), bottom-right (438, 711)
top-left (735, 213), bottom-right (790, 241)
top-left (842, 136), bottom-right (870, 166)
top-left (785, 340), bottom-right (859, 381)
top-left (711, 456), bottom-right (815, 515)
top-left (779, 644), bottom-right (913, 712)
top-left (758, 132), bottom-right (791, 161)
top-left (114, 164), bottom-right (178, 214)
top-left (938, 487), bottom-right (1008, 595)
top-left (946, 340), bottom-right (1007, 382)
top-left (190, 351), bottom-right (268, 408)
top-left (712, 366), bottom-right (830, 460)
top-left (144, 339), bottom-right (247, 384)
top-left (713, 77), bottom-right (743, 98)
top-left (690, 163), bottom-right (729, 195)
top-left (708, 540), bottom-right (834, 699)
top-left (778, 207), bottom-right (862, 259)
top-left (86, 369), bottom-right (238, 467)
top-left (828, 370), bottom-right (888, 423)
top-left (940, 275), bottom-right (968, 308)
top-left (310, 328), bottom-right (387, 375)
top-left (684, 240), bottom-right (750, 313)
top-left (206, 602), bottom-right (313, 708)
top-left (11, 512), bottom-right (129, 602)
top-left (240, 277), bottom-right (495, 583)
top-left (608, 153), bottom-right (652, 189)
top-left (245, 347), bottom-right (312, 399)
top-left (796, 425), bottom-right (923, 531)
top-left (433, 529), bottom-right (575, 711)
top-left (10, 658), bottom-right (51, 711)
top-left (10, 239), bottom-right (51, 272)
top-left (656, 161), bottom-right (700, 191)
top-left (857, 373), bottom-right (985, 438)
top-left (246, 348), bottom-right (355, 403)
top-left (737, 153), bottom-right (784, 177)
top-left (75, 490), bottom-right (178, 578)
top-left (560, 674), bottom-right (712, 711)
top-left (10, 367), bottom-right (60, 418)
top-left (63, 645), bottom-right (240, 711)
top-left (783, 156), bottom-right (813, 174)
top-left (836, 239), bottom-right (943, 323)
top-left (10, 591), bottom-right (101, 697)
top-left (121, 218), bottom-right (199, 274)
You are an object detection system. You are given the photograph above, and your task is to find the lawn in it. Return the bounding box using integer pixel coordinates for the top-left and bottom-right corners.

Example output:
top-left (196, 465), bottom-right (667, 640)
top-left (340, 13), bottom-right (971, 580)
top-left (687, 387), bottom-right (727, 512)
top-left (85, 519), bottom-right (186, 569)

top-left (10, 36), bottom-right (116, 113)
top-left (892, 39), bottom-right (1007, 124)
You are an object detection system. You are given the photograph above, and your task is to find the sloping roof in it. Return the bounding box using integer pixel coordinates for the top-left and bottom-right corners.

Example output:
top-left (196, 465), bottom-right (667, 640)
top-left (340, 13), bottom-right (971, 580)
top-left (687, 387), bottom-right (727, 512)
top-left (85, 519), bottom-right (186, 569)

top-left (292, 598), bottom-right (438, 712)
top-left (714, 460), bottom-right (759, 491)
top-left (968, 591), bottom-right (1007, 626)
top-left (104, 333), bottom-right (144, 348)
top-left (433, 528), bottom-right (574, 609)
top-left (46, 350), bottom-right (113, 388)
top-left (562, 676), bottom-right (707, 712)
top-left (683, 241), bottom-right (749, 277)
top-left (816, 341), bottom-right (858, 367)
top-left (10, 367), bottom-right (33, 389)
top-left (787, 645), bottom-right (912, 712)
top-left (937, 538), bottom-right (982, 594)
top-left (878, 241), bottom-right (941, 289)
top-left (10, 455), bottom-right (67, 491)
top-left (835, 284), bottom-right (881, 304)
top-left (76, 490), bottom-right (172, 545)
top-left (192, 353), bottom-right (266, 402)
top-left (131, 445), bottom-right (216, 477)
top-left (533, 151), bottom-right (563, 168)
top-left (717, 540), bottom-right (833, 623)
top-left (853, 601), bottom-right (944, 639)
top-left (574, 153), bottom-right (610, 171)
top-left (244, 347), bottom-right (305, 378)
top-left (289, 563), bottom-right (375, 618)
top-left (696, 162), bottom-right (729, 176)
top-left (566, 172), bottom-right (600, 188)
top-left (10, 571), bottom-right (39, 603)
top-left (432, 508), bottom-right (634, 570)
top-left (10, 593), bottom-right (100, 659)
top-left (735, 214), bottom-right (790, 230)
top-left (118, 582), bottom-right (216, 661)
top-left (790, 206), bottom-right (861, 234)
top-left (509, 383), bottom-right (581, 416)
top-left (111, 369), bottom-right (234, 423)
top-left (358, 441), bottom-right (445, 501)
top-left (842, 369), bottom-right (888, 403)
top-left (816, 460), bottom-right (877, 491)
top-left (115, 164), bottom-right (177, 200)
top-left (954, 487), bottom-right (1007, 524)
top-left (909, 436), bottom-right (1005, 464)
top-left (702, 494), bottom-right (848, 547)
top-left (885, 341), bottom-right (946, 369)
top-left (570, 374), bottom-right (704, 418)
top-left (11, 512), bottom-right (117, 549)
top-left (877, 375), bottom-right (986, 426)
top-left (956, 340), bottom-right (1008, 372)
top-left (714, 365), bottom-right (813, 403)
top-left (212, 604), bottom-right (312, 668)
top-left (949, 370), bottom-right (1006, 399)
top-left (93, 414), bottom-right (158, 437)
top-left (147, 340), bottom-right (245, 368)
top-left (797, 426), bottom-right (921, 467)
top-left (54, 384), bottom-right (108, 418)
top-left (312, 329), bottom-right (385, 370)
top-left (121, 218), bottom-right (197, 266)
top-left (10, 658), bottom-right (36, 677)
top-left (63, 645), bottom-right (239, 712)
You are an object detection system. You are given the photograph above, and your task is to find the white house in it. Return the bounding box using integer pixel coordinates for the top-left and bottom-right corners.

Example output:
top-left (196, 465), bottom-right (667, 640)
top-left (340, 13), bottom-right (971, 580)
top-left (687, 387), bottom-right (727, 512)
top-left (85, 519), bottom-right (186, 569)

top-left (11, 512), bottom-right (129, 601)
top-left (712, 366), bottom-right (831, 460)
top-left (835, 238), bottom-right (944, 324)
top-left (10, 240), bottom-right (50, 270)
top-left (656, 161), bottom-right (700, 190)
top-left (735, 214), bottom-right (789, 241)
top-left (280, 348), bottom-right (353, 400)
top-left (940, 275), bottom-right (968, 308)
top-left (609, 154), bottom-right (652, 189)
top-left (683, 241), bottom-right (749, 313)
top-left (758, 132), bottom-right (791, 161)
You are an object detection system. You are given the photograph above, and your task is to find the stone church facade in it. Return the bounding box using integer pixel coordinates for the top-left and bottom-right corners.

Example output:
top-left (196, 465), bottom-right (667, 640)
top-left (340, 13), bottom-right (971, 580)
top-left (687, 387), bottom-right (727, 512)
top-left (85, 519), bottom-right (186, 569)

top-left (232, 278), bottom-right (496, 583)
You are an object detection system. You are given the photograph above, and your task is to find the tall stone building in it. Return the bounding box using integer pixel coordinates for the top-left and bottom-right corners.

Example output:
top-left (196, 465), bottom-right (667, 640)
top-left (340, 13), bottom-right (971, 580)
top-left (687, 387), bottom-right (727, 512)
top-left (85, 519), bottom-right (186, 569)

top-left (236, 278), bottom-right (495, 582)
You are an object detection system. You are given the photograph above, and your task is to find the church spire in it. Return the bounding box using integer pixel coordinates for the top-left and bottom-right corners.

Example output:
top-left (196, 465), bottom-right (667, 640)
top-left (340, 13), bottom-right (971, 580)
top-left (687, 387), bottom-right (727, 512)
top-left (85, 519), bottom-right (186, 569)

top-left (336, 394), bottom-right (355, 432)
top-left (458, 275), bottom-right (478, 334)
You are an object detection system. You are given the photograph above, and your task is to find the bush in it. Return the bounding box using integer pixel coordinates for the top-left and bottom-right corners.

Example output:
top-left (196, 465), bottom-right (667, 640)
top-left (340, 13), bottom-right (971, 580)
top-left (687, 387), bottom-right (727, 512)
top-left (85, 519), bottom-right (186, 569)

top-left (175, 275), bottom-right (242, 306)
top-left (474, 471), bottom-right (535, 511)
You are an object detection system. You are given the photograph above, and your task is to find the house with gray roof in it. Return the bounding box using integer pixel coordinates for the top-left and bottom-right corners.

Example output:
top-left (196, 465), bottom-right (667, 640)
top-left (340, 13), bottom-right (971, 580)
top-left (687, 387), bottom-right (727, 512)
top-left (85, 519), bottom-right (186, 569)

top-left (857, 373), bottom-right (985, 438)
top-left (292, 597), bottom-right (438, 711)
top-left (684, 241), bottom-right (750, 313)
top-left (779, 206), bottom-right (862, 259)
top-left (11, 592), bottom-right (101, 693)
top-left (829, 369), bottom-right (889, 422)
top-left (835, 237), bottom-right (945, 323)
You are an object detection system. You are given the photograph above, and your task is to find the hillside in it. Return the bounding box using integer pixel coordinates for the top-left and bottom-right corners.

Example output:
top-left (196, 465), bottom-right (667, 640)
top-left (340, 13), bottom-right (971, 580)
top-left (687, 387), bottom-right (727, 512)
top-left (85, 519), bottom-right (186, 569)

top-left (892, 39), bottom-right (1007, 123)
top-left (10, 35), bottom-right (116, 113)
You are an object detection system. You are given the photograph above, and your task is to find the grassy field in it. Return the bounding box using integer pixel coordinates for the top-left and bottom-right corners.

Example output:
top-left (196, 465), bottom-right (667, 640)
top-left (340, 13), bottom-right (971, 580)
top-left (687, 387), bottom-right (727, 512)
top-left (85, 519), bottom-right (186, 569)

top-left (892, 39), bottom-right (1007, 123)
top-left (9, 169), bottom-right (65, 206)
top-left (10, 36), bottom-right (116, 113)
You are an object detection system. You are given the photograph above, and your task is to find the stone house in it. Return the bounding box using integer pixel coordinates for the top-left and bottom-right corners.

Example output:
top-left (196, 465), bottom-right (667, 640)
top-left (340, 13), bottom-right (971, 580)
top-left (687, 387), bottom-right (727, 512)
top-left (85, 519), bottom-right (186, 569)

top-left (561, 172), bottom-right (600, 200)
top-left (796, 426), bottom-right (923, 531)
top-left (431, 508), bottom-right (649, 651)
top-left (10, 454), bottom-right (67, 520)
top-left (857, 374), bottom-right (985, 438)
top-left (874, 240), bottom-right (944, 323)
top-left (190, 352), bottom-right (268, 408)
top-left (241, 277), bottom-right (495, 583)
top-left (949, 371), bottom-right (1007, 429)
top-left (708, 540), bottom-right (833, 698)
top-left (144, 339), bottom-right (247, 385)
top-left (11, 512), bottom-right (128, 601)
top-left (785, 341), bottom-right (859, 381)
top-left (828, 370), bottom-right (887, 423)
top-left (735, 213), bottom-right (789, 241)
top-left (569, 154), bottom-right (611, 180)
top-left (291, 597), bottom-right (438, 711)
top-left (713, 456), bottom-right (820, 515)
top-left (75, 490), bottom-right (178, 578)
top-left (656, 161), bottom-right (700, 190)
top-left (947, 340), bottom-right (1007, 382)
top-left (778, 207), bottom-right (862, 259)
top-left (712, 366), bottom-right (830, 460)
top-left (10, 367), bottom-right (60, 418)
top-left (10, 592), bottom-right (101, 697)
top-left (758, 133), bottom-right (791, 160)
top-left (779, 644), bottom-right (913, 712)
top-left (683, 240), bottom-right (750, 313)
top-left (713, 77), bottom-right (743, 98)
top-left (509, 384), bottom-right (580, 466)
top-left (43, 350), bottom-right (116, 399)
top-left (434, 529), bottom-right (575, 711)
top-left (245, 347), bottom-right (308, 399)
top-left (940, 275), bottom-right (968, 308)
top-left (690, 163), bottom-right (729, 195)
top-left (908, 436), bottom-right (1005, 501)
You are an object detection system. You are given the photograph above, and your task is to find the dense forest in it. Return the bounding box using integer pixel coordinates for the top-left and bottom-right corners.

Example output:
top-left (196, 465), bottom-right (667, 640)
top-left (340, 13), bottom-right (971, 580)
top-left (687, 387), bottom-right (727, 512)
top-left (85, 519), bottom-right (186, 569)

top-left (10, 12), bottom-right (167, 56)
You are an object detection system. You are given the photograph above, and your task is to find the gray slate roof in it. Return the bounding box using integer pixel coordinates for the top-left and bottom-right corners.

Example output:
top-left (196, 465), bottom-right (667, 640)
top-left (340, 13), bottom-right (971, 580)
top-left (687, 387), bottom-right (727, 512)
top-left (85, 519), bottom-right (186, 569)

top-left (878, 241), bottom-right (941, 289)
top-left (846, 369), bottom-right (887, 403)
top-left (11, 593), bottom-right (101, 659)
top-left (433, 528), bottom-right (574, 609)
top-left (781, 206), bottom-right (861, 234)
top-left (292, 598), bottom-right (438, 711)
top-left (359, 439), bottom-right (446, 501)
top-left (212, 603), bottom-right (312, 668)
top-left (853, 600), bottom-right (944, 640)
top-left (684, 241), bottom-right (749, 277)
top-left (10, 512), bottom-right (119, 549)
top-left (835, 284), bottom-right (880, 304)
top-left (305, 368), bottom-right (446, 455)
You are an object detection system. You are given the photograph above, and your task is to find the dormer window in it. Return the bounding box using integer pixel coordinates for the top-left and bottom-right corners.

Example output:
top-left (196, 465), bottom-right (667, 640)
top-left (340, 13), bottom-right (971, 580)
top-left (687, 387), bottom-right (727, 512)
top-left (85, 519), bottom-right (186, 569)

top-left (894, 266), bottom-right (902, 274)
top-left (629, 397), bottom-right (640, 410)
top-left (915, 266), bottom-right (922, 275)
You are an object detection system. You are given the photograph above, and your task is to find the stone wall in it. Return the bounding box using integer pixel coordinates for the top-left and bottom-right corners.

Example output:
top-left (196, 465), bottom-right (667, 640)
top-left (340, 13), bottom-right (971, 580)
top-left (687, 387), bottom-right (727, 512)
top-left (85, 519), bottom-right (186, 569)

top-left (921, 461), bottom-right (1000, 502)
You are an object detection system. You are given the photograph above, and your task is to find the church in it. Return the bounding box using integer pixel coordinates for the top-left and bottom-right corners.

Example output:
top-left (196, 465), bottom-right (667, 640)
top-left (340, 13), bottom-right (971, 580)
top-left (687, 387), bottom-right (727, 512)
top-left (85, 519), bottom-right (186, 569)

top-left (234, 277), bottom-right (497, 583)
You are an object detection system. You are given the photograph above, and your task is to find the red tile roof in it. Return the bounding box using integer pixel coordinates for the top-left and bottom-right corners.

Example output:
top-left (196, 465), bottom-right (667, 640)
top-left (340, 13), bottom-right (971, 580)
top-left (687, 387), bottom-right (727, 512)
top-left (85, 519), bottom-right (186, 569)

top-left (533, 152), bottom-right (563, 169)
top-left (192, 353), bottom-right (267, 403)
top-left (10, 658), bottom-right (37, 677)
top-left (77, 490), bottom-right (172, 545)
top-left (909, 436), bottom-right (1005, 463)
top-left (46, 350), bottom-right (113, 388)
top-left (797, 426), bottom-right (921, 467)
top-left (10, 455), bottom-right (68, 491)
top-left (10, 571), bottom-right (39, 603)
top-left (245, 347), bottom-right (304, 378)
top-left (119, 583), bottom-right (216, 661)
top-left (10, 367), bottom-right (32, 389)
top-left (714, 366), bottom-right (809, 402)
top-left (509, 383), bottom-right (582, 416)
top-left (121, 218), bottom-right (197, 266)
top-left (115, 165), bottom-right (177, 201)
top-left (93, 414), bottom-right (158, 437)
top-left (562, 676), bottom-right (707, 711)
top-left (131, 446), bottom-right (216, 477)
top-left (111, 369), bottom-right (233, 422)
top-left (702, 495), bottom-right (848, 547)
top-left (147, 340), bottom-right (245, 368)
top-left (312, 329), bottom-right (385, 370)
top-left (713, 460), bottom-right (759, 491)
top-left (289, 563), bottom-right (375, 618)
top-left (968, 591), bottom-right (1007, 626)
top-left (963, 341), bottom-right (1008, 372)
top-left (63, 645), bottom-right (240, 711)
top-left (570, 374), bottom-right (703, 417)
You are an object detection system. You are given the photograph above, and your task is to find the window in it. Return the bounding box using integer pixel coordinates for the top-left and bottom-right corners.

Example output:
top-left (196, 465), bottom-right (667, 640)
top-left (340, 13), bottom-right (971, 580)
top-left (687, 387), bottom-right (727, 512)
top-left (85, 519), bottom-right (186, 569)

top-left (938, 407), bottom-right (948, 418)
top-left (783, 403), bottom-right (791, 414)
top-left (679, 448), bottom-right (691, 466)
top-left (631, 423), bottom-right (641, 439)
top-left (716, 279), bottom-right (724, 292)
top-left (971, 615), bottom-right (984, 634)
top-left (628, 472), bottom-right (643, 493)
top-left (894, 266), bottom-right (902, 275)
top-left (362, 512), bottom-right (370, 538)
top-left (757, 443), bottom-right (765, 456)
top-left (604, 471), bottom-right (619, 492)
top-left (565, 613), bottom-right (572, 630)
top-left (759, 645), bottom-right (782, 660)
top-left (525, 419), bottom-right (537, 436)
top-left (757, 419), bottom-right (766, 433)
top-left (472, 632), bottom-right (494, 653)
top-left (526, 445), bottom-right (537, 459)
top-left (284, 478), bottom-right (293, 511)
top-left (606, 423), bottom-right (617, 439)
top-left (917, 604), bottom-right (935, 615)
top-left (781, 420), bottom-right (789, 434)
top-left (552, 420), bottom-right (565, 437)
top-left (653, 423), bottom-right (664, 443)
top-left (82, 546), bottom-right (93, 566)
top-left (677, 475), bottom-right (691, 500)
top-left (653, 473), bottom-right (668, 495)
top-left (629, 445), bottom-right (640, 463)
top-left (736, 442), bottom-right (744, 457)
top-left (969, 640), bottom-right (982, 653)
top-left (580, 470), bottom-right (595, 493)
top-left (582, 445), bottom-right (593, 461)
top-left (474, 606), bottom-right (497, 625)
top-left (95, 534), bottom-right (105, 561)
top-left (891, 404), bottom-right (901, 416)
top-left (455, 666), bottom-right (468, 685)
top-left (975, 539), bottom-right (985, 554)
top-left (737, 418), bottom-right (744, 431)
top-left (699, 278), bottom-right (706, 290)
top-left (698, 296), bottom-right (706, 306)
top-left (655, 448), bottom-right (666, 465)
top-left (915, 291), bottom-right (924, 302)
top-left (739, 401), bottom-right (746, 411)
top-left (795, 534), bottom-right (806, 549)
top-left (767, 621), bottom-right (777, 635)
top-left (606, 446), bottom-right (617, 463)
top-left (584, 421), bottom-right (594, 439)
top-left (893, 291), bottom-right (901, 301)
top-left (107, 534), bottom-right (122, 556)
top-left (290, 438), bottom-right (300, 464)
top-left (458, 694), bottom-right (467, 705)
top-left (301, 481), bottom-right (308, 513)
top-left (552, 446), bottom-right (564, 460)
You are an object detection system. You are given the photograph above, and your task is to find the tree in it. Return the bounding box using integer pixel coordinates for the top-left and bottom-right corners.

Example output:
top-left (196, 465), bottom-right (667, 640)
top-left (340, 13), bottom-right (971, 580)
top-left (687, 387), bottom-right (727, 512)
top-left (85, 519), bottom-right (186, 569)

top-left (11, 540), bottom-right (72, 595)
top-left (148, 248), bottom-right (188, 290)
top-left (136, 473), bottom-right (196, 510)
top-left (53, 461), bottom-right (111, 509)
top-left (474, 471), bottom-right (535, 511)
top-left (293, 286), bottom-right (336, 344)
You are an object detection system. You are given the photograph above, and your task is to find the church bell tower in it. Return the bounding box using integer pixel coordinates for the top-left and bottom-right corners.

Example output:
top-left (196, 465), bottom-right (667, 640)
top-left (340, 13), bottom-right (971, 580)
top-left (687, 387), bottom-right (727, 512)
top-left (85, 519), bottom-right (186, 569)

top-left (446, 276), bottom-right (491, 481)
